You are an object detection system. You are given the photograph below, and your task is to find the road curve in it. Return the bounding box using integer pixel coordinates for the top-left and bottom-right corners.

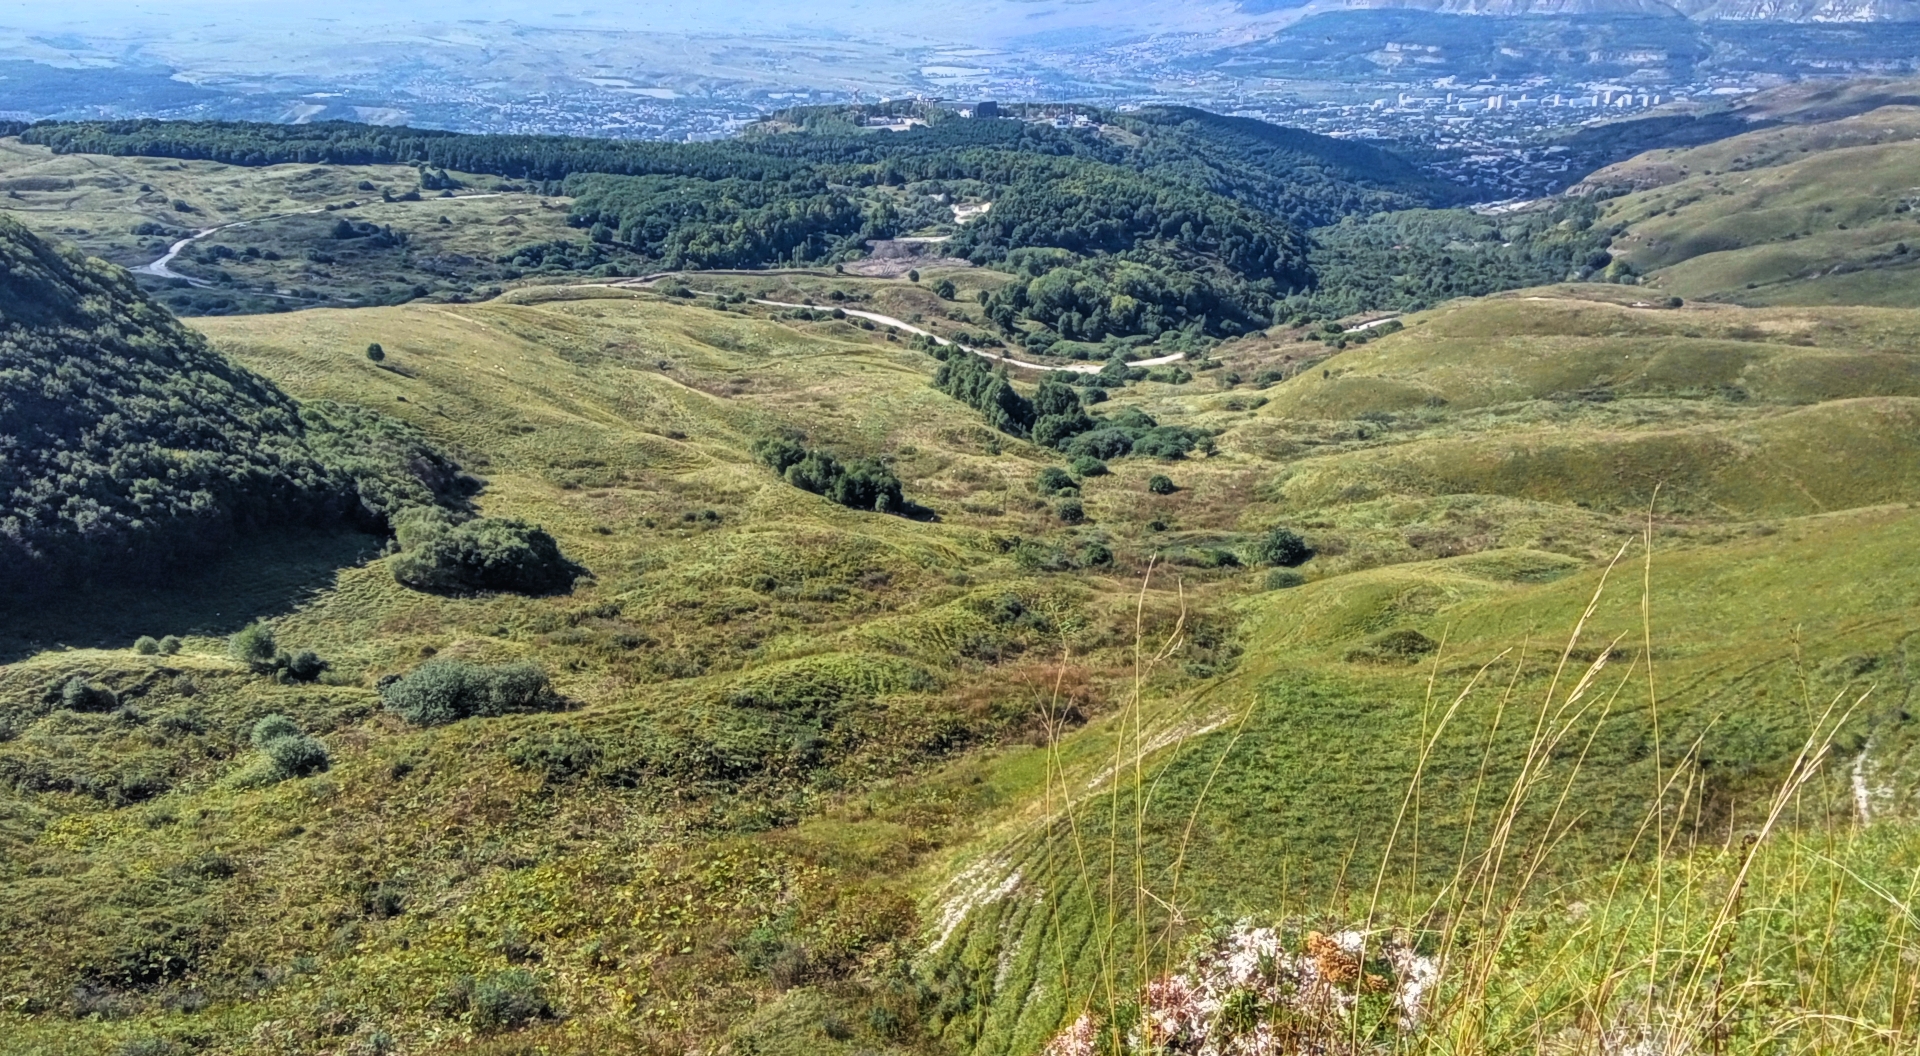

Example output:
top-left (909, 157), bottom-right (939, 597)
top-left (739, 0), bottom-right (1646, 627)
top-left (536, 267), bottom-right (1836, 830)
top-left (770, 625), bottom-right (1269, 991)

top-left (131, 193), bottom-right (507, 287)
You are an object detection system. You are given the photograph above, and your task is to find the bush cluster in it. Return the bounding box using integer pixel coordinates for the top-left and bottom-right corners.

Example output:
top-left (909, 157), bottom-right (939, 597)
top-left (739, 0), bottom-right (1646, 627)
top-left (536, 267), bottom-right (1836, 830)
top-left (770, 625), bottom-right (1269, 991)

top-left (390, 509), bottom-right (580, 595)
top-left (752, 437), bottom-right (907, 514)
top-left (226, 623), bottom-right (329, 681)
top-left (381, 660), bottom-right (562, 726)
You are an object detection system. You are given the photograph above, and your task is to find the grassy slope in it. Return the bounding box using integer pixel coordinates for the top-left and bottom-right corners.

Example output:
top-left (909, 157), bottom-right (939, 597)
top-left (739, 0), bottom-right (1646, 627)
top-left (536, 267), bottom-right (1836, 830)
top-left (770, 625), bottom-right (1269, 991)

top-left (0, 138), bottom-right (580, 312)
top-left (4, 262), bottom-right (1920, 1056)
top-left (915, 287), bottom-right (1920, 1055)
top-left (1589, 106), bottom-right (1920, 306)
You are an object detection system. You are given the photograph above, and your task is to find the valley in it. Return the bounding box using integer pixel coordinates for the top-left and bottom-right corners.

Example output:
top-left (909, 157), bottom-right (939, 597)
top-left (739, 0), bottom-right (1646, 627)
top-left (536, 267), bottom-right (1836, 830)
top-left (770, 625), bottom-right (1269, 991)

top-left (2, 89), bottom-right (1919, 1056)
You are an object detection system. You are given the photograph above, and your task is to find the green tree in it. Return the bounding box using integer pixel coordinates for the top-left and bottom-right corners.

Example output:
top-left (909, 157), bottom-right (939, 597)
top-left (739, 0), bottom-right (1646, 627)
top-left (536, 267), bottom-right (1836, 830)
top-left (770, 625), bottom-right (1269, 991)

top-left (366, 343), bottom-right (385, 361)
top-left (228, 623), bottom-right (278, 672)
top-left (1250, 526), bottom-right (1312, 567)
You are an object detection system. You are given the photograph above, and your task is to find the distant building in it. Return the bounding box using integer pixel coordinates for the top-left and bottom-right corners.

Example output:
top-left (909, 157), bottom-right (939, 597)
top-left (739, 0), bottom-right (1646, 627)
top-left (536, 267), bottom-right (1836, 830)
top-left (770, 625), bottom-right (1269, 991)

top-left (974, 100), bottom-right (999, 120)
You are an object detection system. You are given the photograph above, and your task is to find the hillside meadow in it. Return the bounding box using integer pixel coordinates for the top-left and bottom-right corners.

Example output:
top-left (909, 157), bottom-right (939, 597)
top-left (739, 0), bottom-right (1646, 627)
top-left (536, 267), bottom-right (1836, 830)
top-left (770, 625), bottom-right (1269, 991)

top-left (1, 260), bottom-right (1918, 1056)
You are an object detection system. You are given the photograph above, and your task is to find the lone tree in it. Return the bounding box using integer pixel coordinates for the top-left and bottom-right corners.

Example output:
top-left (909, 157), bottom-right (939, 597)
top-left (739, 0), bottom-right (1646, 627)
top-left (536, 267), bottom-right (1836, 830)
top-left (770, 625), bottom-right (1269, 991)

top-left (228, 622), bottom-right (278, 672)
top-left (366, 343), bottom-right (386, 362)
top-left (907, 269), bottom-right (921, 283)
top-left (1250, 526), bottom-right (1312, 568)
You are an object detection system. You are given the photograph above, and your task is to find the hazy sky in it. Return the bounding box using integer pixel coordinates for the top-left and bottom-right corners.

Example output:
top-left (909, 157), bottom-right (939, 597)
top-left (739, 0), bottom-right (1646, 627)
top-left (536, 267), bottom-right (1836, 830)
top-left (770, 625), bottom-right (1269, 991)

top-left (0, 0), bottom-right (1252, 42)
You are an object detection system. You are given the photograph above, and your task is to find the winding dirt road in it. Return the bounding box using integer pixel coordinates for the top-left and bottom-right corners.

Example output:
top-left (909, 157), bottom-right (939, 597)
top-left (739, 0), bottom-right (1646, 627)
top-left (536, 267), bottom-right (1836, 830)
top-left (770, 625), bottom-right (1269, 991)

top-left (748, 298), bottom-right (1187, 375)
top-left (132, 194), bottom-right (505, 288)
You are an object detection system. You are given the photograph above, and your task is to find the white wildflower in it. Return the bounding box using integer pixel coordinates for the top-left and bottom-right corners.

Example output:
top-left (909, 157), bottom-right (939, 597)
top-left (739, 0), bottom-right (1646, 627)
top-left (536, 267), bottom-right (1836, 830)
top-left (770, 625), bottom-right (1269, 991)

top-left (1044, 1012), bottom-right (1099, 1056)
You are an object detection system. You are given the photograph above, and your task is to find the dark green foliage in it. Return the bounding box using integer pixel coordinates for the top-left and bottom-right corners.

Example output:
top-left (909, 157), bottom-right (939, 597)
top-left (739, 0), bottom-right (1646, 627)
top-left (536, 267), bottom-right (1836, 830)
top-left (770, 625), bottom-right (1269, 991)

top-left (1147, 475), bottom-right (1176, 495)
top-left (1265, 569), bottom-right (1307, 590)
top-left (390, 509), bottom-right (580, 595)
top-left (1079, 541), bottom-right (1114, 567)
top-left (1056, 498), bottom-right (1086, 524)
top-left (1035, 467), bottom-right (1075, 495)
top-left (754, 438), bottom-right (907, 514)
top-left (933, 353), bottom-right (1034, 437)
top-left (365, 343), bottom-right (384, 362)
top-left (1293, 197), bottom-right (1623, 319)
top-left (470, 970), bottom-right (555, 1031)
top-left (282, 650), bottom-right (328, 682)
top-left (133, 636), bottom-right (160, 655)
top-left (1249, 527), bottom-right (1313, 568)
top-left (933, 278), bottom-right (957, 299)
top-left (1346, 628), bottom-right (1440, 663)
top-left (156, 635), bottom-right (182, 655)
top-left (61, 677), bottom-right (119, 712)
top-left (380, 661), bottom-right (562, 726)
top-left (0, 218), bottom-right (469, 594)
top-left (227, 623), bottom-right (277, 672)
top-left (1071, 456), bottom-right (1109, 477)
top-left (507, 728), bottom-right (603, 784)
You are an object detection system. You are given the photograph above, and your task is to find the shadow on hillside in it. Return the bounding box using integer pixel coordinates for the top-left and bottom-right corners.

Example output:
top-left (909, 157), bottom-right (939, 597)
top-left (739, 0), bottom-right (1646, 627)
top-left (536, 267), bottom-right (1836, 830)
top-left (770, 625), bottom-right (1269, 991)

top-left (0, 528), bottom-right (382, 664)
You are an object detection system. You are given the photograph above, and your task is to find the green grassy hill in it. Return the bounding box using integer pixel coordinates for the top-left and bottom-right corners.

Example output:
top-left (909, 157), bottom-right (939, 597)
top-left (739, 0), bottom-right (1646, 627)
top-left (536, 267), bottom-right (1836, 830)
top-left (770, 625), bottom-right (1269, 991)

top-left (7, 98), bottom-right (1920, 1056)
top-left (2, 258), bottom-right (1917, 1054)
top-left (1584, 106), bottom-right (1920, 306)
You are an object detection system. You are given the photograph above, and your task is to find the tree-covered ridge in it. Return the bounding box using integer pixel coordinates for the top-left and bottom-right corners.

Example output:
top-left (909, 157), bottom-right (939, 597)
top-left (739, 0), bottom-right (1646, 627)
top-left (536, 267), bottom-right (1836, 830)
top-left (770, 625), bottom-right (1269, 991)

top-left (15, 111), bottom-right (1441, 315)
top-left (0, 217), bottom-right (463, 593)
top-left (15, 112), bottom-right (1619, 337)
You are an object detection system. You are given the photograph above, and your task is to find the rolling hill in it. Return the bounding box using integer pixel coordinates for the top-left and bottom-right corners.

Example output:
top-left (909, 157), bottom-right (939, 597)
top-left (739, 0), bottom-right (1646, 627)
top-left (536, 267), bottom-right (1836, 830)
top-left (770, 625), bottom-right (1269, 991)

top-left (4, 102), bottom-right (1920, 1056)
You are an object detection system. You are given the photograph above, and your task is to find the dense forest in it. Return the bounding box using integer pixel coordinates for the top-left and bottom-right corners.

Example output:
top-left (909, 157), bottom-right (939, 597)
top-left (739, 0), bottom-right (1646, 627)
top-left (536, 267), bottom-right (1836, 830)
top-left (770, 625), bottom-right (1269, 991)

top-left (0, 216), bottom-right (468, 595)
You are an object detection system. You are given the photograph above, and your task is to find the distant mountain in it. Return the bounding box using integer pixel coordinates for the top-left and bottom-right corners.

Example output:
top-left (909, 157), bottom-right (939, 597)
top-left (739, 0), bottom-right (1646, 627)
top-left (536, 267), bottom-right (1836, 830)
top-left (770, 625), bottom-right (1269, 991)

top-left (1237, 0), bottom-right (1920, 20)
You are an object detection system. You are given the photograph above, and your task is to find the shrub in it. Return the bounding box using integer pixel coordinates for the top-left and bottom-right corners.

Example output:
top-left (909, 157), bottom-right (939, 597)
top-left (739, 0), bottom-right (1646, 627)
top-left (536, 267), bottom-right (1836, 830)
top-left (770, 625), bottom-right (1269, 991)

top-left (755, 437), bottom-right (907, 513)
top-left (157, 635), bottom-right (182, 655)
top-left (251, 715), bottom-right (302, 746)
top-left (133, 635), bottom-right (161, 655)
top-left (391, 509), bottom-right (580, 595)
top-left (1070, 456), bottom-right (1108, 477)
top-left (1265, 569), bottom-right (1306, 590)
top-left (1056, 498), bottom-right (1086, 524)
top-left (1036, 467), bottom-right (1075, 495)
top-left (470, 969), bottom-right (555, 1031)
top-left (382, 660), bottom-right (561, 726)
top-left (1346, 628), bottom-right (1439, 663)
top-left (1079, 541), bottom-right (1113, 567)
top-left (60, 677), bottom-right (119, 712)
top-left (933, 278), bottom-right (956, 299)
top-left (263, 733), bottom-right (330, 778)
top-left (283, 650), bottom-right (328, 683)
top-left (228, 623), bottom-right (278, 672)
top-left (907, 269), bottom-right (920, 283)
top-left (251, 714), bottom-right (329, 778)
top-left (366, 342), bottom-right (385, 362)
top-left (1147, 474), bottom-right (1175, 495)
top-left (1249, 526), bottom-right (1312, 568)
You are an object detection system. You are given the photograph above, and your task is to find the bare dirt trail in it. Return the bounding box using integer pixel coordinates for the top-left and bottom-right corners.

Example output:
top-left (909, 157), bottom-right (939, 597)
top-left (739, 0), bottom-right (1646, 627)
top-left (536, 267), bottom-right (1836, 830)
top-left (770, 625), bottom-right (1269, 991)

top-left (745, 297), bottom-right (1188, 374)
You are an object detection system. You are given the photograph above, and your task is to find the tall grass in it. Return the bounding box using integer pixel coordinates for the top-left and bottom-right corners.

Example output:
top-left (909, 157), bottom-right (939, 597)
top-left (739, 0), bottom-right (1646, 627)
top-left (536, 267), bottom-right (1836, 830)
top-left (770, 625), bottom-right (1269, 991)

top-left (1026, 531), bottom-right (1906, 1056)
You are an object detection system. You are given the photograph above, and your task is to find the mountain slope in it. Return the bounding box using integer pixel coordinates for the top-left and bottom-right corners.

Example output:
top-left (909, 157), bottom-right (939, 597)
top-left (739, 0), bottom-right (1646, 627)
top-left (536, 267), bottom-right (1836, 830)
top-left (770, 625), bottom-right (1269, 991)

top-left (0, 216), bottom-right (459, 594)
